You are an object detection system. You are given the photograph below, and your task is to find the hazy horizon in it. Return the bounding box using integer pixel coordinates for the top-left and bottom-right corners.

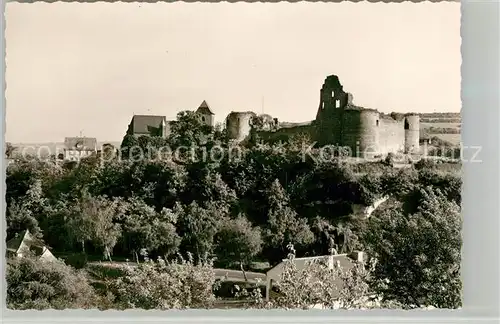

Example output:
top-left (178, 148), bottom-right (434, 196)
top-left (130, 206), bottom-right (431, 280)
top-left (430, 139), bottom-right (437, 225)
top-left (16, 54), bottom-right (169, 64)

top-left (5, 2), bottom-right (461, 143)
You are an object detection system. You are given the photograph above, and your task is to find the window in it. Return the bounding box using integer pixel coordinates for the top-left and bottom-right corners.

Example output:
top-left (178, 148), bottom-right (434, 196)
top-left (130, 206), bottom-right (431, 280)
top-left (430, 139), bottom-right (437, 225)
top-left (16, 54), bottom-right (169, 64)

top-left (335, 100), bottom-right (340, 108)
top-left (322, 102), bottom-right (325, 109)
top-left (376, 120), bottom-right (379, 127)
top-left (202, 116), bottom-right (206, 122)
top-left (331, 90), bottom-right (335, 97)
top-left (404, 119), bottom-right (410, 130)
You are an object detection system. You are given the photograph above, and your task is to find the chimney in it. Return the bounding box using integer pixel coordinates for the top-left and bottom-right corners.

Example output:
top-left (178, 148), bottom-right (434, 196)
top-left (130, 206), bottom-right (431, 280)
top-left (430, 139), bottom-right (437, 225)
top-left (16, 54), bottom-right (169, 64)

top-left (349, 251), bottom-right (365, 263)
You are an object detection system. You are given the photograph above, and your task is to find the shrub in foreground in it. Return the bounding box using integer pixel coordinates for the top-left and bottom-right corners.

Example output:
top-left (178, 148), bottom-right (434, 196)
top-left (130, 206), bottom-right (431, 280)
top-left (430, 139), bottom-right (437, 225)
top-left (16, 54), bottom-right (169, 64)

top-left (6, 257), bottom-right (98, 310)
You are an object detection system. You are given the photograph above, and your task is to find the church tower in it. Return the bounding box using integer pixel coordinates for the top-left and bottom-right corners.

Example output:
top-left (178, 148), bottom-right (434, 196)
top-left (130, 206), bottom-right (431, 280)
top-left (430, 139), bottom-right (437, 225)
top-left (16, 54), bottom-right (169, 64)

top-left (196, 100), bottom-right (215, 127)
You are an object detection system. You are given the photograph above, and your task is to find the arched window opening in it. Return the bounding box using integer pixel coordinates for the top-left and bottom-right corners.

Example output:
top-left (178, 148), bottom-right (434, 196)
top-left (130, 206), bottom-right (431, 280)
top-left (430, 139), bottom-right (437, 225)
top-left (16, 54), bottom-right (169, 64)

top-left (376, 120), bottom-right (379, 127)
top-left (404, 119), bottom-right (410, 130)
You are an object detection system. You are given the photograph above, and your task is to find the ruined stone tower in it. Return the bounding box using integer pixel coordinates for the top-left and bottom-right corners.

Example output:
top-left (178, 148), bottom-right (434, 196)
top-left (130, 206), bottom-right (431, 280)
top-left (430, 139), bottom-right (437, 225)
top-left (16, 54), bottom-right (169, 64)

top-left (315, 75), bottom-right (350, 146)
top-left (314, 74), bottom-right (420, 158)
top-left (226, 111), bottom-right (256, 142)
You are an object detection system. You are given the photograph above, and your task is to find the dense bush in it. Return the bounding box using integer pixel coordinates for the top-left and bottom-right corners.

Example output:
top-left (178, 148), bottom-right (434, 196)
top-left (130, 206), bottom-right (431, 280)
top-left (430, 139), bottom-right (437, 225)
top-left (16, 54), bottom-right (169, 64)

top-left (6, 257), bottom-right (100, 310)
top-left (107, 254), bottom-right (218, 309)
top-left (359, 187), bottom-right (462, 308)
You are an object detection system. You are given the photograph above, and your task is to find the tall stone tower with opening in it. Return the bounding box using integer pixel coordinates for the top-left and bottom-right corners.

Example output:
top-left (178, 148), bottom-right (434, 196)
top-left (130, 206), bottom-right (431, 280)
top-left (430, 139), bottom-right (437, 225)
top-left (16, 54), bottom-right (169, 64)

top-left (315, 75), bottom-right (420, 158)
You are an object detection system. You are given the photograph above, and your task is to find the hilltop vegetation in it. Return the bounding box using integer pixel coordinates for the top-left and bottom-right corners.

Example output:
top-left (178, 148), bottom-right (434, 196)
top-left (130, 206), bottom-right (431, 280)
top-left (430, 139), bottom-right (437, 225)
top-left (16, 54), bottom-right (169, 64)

top-left (6, 110), bottom-right (462, 310)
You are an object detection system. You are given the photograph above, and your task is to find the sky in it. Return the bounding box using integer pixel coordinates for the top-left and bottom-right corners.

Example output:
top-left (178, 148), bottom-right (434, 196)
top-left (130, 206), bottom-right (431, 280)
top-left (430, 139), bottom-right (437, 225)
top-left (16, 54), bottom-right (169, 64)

top-left (5, 2), bottom-right (461, 143)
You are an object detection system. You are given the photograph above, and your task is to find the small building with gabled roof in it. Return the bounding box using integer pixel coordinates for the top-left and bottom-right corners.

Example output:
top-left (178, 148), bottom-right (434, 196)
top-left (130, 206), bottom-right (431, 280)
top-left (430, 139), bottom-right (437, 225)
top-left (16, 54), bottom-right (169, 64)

top-left (196, 100), bottom-right (215, 127)
top-left (63, 136), bottom-right (98, 162)
top-left (265, 251), bottom-right (366, 303)
top-left (127, 115), bottom-right (171, 139)
top-left (6, 230), bottom-right (57, 262)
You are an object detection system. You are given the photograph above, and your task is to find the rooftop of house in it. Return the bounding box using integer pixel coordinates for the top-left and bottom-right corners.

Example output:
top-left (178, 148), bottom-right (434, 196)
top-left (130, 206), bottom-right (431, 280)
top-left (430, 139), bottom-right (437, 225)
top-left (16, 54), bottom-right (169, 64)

top-left (130, 115), bottom-right (167, 134)
top-left (64, 137), bottom-right (98, 151)
top-left (266, 253), bottom-right (357, 277)
top-left (196, 100), bottom-right (215, 115)
top-left (7, 229), bottom-right (47, 255)
top-left (265, 253), bottom-right (364, 300)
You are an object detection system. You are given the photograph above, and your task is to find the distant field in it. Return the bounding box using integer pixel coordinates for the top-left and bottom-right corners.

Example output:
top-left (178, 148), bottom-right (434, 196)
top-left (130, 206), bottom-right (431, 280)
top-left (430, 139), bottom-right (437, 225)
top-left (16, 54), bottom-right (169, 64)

top-left (419, 112), bottom-right (461, 119)
top-left (431, 133), bottom-right (461, 145)
top-left (421, 122), bottom-right (461, 129)
top-left (420, 117), bottom-right (461, 145)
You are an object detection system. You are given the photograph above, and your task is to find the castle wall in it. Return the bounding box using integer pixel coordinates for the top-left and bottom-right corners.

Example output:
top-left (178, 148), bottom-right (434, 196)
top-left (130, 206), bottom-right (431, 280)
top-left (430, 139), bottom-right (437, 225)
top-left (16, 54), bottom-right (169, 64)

top-left (341, 109), bottom-right (379, 158)
top-left (379, 118), bottom-right (405, 154)
top-left (223, 75), bottom-right (421, 158)
top-left (257, 124), bottom-right (315, 144)
top-left (226, 112), bottom-right (256, 142)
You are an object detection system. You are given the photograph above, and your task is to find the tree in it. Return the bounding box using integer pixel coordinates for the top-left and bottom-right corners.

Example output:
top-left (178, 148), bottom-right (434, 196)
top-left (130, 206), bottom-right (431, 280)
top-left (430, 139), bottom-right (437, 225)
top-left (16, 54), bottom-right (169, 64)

top-left (66, 191), bottom-right (124, 260)
top-left (168, 110), bottom-right (213, 149)
top-left (6, 180), bottom-right (49, 240)
top-left (6, 257), bottom-right (99, 310)
top-left (183, 164), bottom-right (237, 211)
top-left (5, 142), bottom-right (16, 158)
top-left (109, 255), bottom-right (219, 309)
top-left (6, 202), bottom-right (42, 240)
top-left (176, 201), bottom-right (226, 260)
top-left (264, 180), bottom-right (314, 264)
top-left (288, 132), bottom-right (313, 151)
top-left (120, 134), bottom-right (140, 160)
top-left (360, 186), bottom-right (462, 309)
top-left (120, 197), bottom-right (180, 262)
top-left (214, 215), bottom-right (263, 272)
top-left (128, 159), bottom-right (188, 211)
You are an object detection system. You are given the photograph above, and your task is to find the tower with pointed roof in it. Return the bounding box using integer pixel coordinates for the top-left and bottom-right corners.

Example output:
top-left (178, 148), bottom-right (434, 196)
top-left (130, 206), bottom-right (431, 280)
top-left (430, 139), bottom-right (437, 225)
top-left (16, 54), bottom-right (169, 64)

top-left (196, 100), bottom-right (215, 127)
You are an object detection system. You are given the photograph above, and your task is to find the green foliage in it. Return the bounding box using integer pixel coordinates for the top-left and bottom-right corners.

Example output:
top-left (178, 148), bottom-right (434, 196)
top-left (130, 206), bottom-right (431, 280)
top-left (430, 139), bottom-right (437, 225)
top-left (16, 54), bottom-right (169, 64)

top-left (120, 134), bottom-right (140, 160)
top-left (6, 202), bottom-right (43, 240)
top-left (6, 257), bottom-right (98, 310)
top-left (6, 142), bottom-right (16, 158)
top-left (214, 215), bottom-right (263, 268)
top-left (109, 255), bottom-right (218, 309)
top-left (65, 191), bottom-right (125, 259)
top-left (360, 186), bottom-right (462, 308)
top-left (119, 197), bottom-right (181, 260)
top-left (176, 201), bottom-right (227, 260)
top-left (6, 122), bottom-right (462, 309)
top-left (264, 180), bottom-right (314, 264)
top-left (168, 110), bottom-right (214, 148)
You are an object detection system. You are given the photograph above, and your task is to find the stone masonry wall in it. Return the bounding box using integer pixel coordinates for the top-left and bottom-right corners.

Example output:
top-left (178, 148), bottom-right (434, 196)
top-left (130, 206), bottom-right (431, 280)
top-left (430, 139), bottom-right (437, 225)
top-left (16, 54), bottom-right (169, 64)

top-left (379, 118), bottom-right (405, 154)
top-left (226, 112), bottom-right (256, 142)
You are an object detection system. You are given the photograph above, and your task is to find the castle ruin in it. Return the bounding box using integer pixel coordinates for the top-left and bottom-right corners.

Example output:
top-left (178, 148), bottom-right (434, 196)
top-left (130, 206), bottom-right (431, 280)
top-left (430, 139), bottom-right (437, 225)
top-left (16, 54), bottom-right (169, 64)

top-left (226, 74), bottom-right (420, 158)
